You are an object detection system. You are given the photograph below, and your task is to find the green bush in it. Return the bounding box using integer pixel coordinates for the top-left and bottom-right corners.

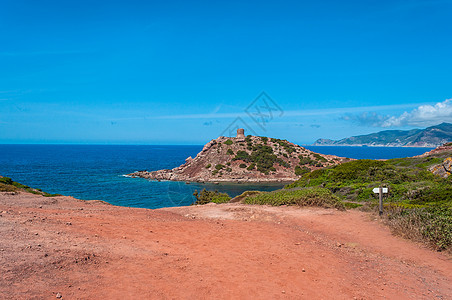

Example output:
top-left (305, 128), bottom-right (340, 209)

top-left (224, 139), bottom-right (233, 145)
top-left (226, 149), bottom-right (234, 155)
top-left (239, 163), bottom-right (247, 168)
top-left (247, 163), bottom-right (256, 170)
top-left (205, 164), bottom-right (211, 169)
top-left (233, 150), bottom-right (250, 162)
top-left (295, 165), bottom-right (310, 176)
top-left (193, 189), bottom-right (231, 205)
top-left (215, 164), bottom-right (225, 170)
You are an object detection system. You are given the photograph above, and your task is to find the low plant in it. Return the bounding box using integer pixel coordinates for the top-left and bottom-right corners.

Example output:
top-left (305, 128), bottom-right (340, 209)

top-left (384, 206), bottom-right (452, 251)
top-left (244, 187), bottom-right (344, 210)
top-left (0, 177), bottom-right (61, 196)
top-left (215, 164), bottom-right (225, 170)
top-left (193, 189), bottom-right (231, 205)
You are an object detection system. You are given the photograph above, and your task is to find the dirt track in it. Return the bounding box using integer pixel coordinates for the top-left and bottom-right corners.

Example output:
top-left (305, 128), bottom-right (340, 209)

top-left (0, 192), bottom-right (451, 299)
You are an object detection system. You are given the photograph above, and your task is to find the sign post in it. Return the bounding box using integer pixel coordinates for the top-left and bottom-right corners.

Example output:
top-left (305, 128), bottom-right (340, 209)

top-left (372, 187), bottom-right (388, 216)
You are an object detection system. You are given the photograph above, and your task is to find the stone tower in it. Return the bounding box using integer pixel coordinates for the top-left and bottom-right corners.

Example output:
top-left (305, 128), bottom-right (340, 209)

top-left (236, 128), bottom-right (245, 140)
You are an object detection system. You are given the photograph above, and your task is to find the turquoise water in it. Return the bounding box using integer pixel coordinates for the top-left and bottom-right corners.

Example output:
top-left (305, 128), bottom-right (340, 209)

top-left (0, 145), bottom-right (433, 209)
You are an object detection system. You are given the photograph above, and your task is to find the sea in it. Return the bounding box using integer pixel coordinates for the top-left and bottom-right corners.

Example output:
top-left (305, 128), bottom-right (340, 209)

top-left (0, 145), bottom-right (433, 209)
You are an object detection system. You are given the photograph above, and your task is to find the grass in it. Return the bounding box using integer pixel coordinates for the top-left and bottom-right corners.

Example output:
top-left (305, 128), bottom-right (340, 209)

top-left (243, 187), bottom-right (345, 210)
top-left (384, 206), bottom-right (452, 251)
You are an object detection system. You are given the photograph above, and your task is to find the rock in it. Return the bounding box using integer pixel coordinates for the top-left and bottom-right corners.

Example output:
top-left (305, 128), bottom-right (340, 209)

top-left (56, 292), bottom-right (62, 298)
top-left (336, 242), bottom-right (342, 247)
top-left (429, 157), bottom-right (452, 178)
top-left (124, 130), bottom-right (347, 183)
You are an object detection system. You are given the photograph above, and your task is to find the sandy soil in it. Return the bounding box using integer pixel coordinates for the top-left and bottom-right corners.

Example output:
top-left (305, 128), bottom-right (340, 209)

top-left (1, 192), bottom-right (451, 299)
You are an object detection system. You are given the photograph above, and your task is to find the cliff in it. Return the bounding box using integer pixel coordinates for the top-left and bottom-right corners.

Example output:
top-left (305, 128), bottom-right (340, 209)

top-left (314, 123), bottom-right (452, 147)
top-left (128, 130), bottom-right (350, 182)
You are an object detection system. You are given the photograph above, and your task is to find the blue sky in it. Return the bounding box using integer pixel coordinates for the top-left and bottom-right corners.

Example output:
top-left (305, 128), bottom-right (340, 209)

top-left (1, 0), bottom-right (451, 144)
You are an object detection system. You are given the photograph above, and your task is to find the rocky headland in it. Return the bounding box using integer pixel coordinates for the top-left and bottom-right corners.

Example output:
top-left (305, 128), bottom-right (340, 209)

top-left (128, 129), bottom-right (351, 182)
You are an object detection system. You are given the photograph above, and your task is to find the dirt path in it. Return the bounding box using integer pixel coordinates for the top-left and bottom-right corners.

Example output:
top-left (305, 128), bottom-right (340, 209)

top-left (1, 192), bottom-right (451, 299)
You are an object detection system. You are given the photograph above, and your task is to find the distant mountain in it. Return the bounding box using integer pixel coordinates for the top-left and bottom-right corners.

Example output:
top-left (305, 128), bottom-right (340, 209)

top-left (314, 123), bottom-right (452, 147)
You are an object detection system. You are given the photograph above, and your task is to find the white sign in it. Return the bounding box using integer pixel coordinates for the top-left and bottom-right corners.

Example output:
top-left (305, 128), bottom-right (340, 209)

top-left (373, 188), bottom-right (388, 193)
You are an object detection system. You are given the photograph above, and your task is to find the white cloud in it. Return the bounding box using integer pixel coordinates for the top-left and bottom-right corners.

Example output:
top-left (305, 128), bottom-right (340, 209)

top-left (343, 99), bottom-right (452, 128)
top-left (381, 99), bottom-right (452, 127)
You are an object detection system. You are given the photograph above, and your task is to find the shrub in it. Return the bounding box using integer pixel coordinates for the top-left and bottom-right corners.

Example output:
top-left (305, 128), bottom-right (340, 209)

top-left (295, 165), bottom-right (310, 176)
top-left (247, 163), bottom-right (256, 170)
top-left (205, 164), bottom-right (211, 169)
top-left (239, 163), bottom-right (247, 168)
top-left (260, 136), bottom-right (268, 144)
top-left (224, 139), bottom-right (233, 145)
top-left (0, 182), bottom-right (18, 193)
top-left (233, 150), bottom-right (250, 162)
top-left (313, 153), bottom-right (328, 162)
top-left (193, 189), bottom-right (231, 205)
top-left (215, 164), bottom-right (225, 170)
top-left (226, 149), bottom-right (234, 155)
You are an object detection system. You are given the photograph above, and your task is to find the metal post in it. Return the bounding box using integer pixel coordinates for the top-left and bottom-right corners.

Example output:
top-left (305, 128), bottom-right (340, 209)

top-left (379, 186), bottom-right (383, 216)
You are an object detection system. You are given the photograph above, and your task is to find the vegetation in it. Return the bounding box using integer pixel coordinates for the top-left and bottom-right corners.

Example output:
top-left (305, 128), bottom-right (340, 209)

top-left (285, 151), bottom-right (452, 251)
top-left (232, 144), bottom-right (289, 174)
top-left (243, 187), bottom-right (344, 210)
top-left (385, 206), bottom-right (452, 251)
top-left (226, 149), bottom-right (234, 155)
top-left (205, 164), bottom-right (211, 169)
top-left (239, 163), bottom-right (247, 168)
top-left (215, 164), bottom-right (225, 170)
top-left (0, 177), bottom-right (61, 197)
top-left (193, 189), bottom-right (231, 205)
top-left (272, 138), bottom-right (296, 154)
top-left (230, 190), bottom-right (261, 203)
top-left (224, 139), bottom-right (233, 145)
top-left (294, 165), bottom-right (310, 176)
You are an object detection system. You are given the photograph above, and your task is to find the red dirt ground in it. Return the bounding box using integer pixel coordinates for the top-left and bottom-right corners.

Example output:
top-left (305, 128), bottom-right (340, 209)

top-left (1, 192), bottom-right (451, 299)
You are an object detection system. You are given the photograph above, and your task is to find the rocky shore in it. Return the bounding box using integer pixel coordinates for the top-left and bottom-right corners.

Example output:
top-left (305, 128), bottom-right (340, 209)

top-left (128, 129), bottom-right (350, 183)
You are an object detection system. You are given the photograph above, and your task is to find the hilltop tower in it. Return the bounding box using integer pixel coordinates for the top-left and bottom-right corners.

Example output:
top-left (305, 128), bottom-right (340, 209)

top-left (236, 128), bottom-right (245, 140)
